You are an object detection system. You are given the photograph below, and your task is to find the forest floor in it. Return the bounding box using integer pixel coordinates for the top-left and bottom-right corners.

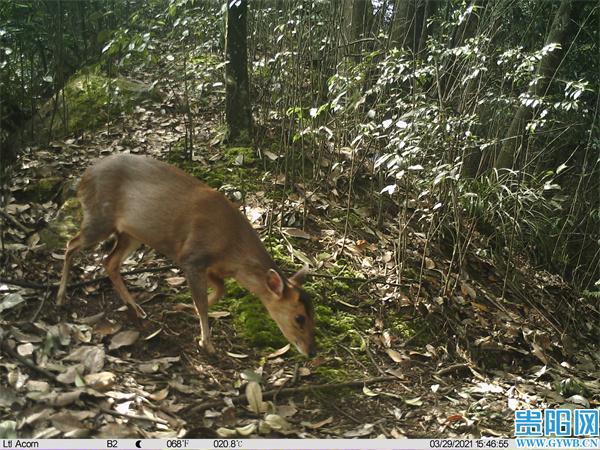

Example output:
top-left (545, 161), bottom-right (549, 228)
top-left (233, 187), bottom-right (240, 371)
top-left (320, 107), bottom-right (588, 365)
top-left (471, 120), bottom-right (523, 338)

top-left (1, 62), bottom-right (599, 439)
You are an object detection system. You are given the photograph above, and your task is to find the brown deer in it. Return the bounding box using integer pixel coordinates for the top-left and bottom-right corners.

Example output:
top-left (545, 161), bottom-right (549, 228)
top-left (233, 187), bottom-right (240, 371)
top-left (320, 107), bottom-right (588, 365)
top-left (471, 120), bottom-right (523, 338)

top-left (56, 153), bottom-right (316, 357)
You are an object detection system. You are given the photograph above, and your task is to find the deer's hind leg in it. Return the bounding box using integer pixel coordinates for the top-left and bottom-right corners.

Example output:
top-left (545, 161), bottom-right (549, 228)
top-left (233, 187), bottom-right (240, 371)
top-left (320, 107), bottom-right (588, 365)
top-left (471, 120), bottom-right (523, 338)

top-left (104, 232), bottom-right (143, 319)
top-left (56, 216), bottom-right (114, 305)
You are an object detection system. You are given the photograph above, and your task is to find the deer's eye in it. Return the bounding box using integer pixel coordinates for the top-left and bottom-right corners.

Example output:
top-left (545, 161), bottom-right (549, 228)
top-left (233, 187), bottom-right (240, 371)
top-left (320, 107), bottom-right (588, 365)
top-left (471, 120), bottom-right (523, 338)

top-left (295, 315), bottom-right (306, 328)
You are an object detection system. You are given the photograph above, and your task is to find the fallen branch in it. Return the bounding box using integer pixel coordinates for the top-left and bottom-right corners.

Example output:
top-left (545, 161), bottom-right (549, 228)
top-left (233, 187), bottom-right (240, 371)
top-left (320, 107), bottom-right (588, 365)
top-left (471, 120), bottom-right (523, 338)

top-left (435, 363), bottom-right (471, 377)
top-left (0, 209), bottom-right (32, 234)
top-left (186, 375), bottom-right (398, 414)
top-left (97, 405), bottom-right (169, 425)
top-left (0, 330), bottom-right (62, 384)
top-left (0, 265), bottom-right (176, 290)
top-left (308, 272), bottom-right (410, 288)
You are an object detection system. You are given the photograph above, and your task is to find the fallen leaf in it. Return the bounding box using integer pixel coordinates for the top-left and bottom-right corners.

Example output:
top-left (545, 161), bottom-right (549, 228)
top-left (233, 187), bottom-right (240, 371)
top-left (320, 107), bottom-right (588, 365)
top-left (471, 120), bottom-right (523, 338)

top-left (0, 293), bottom-right (25, 313)
top-left (264, 413), bottom-right (290, 431)
top-left (76, 312), bottom-right (105, 325)
top-left (447, 414), bottom-right (464, 422)
top-left (94, 319), bottom-right (121, 336)
top-left (53, 390), bottom-right (82, 407)
top-left (298, 367), bottom-right (311, 377)
top-left (246, 381), bottom-right (263, 414)
top-left (460, 282), bottom-right (476, 299)
top-left (144, 327), bottom-right (162, 340)
top-left (304, 416), bottom-right (333, 429)
top-left (166, 276), bottom-right (186, 287)
top-left (240, 369), bottom-right (263, 383)
top-left (277, 403), bottom-right (298, 418)
top-left (149, 387), bottom-right (169, 401)
top-left (17, 343), bottom-right (35, 357)
top-left (343, 423), bottom-right (375, 437)
top-left (8, 328), bottom-right (43, 343)
top-left (385, 348), bottom-right (406, 363)
top-left (50, 412), bottom-right (91, 433)
top-left (282, 228), bottom-right (311, 240)
top-left (168, 381), bottom-right (196, 394)
top-left (508, 397), bottom-right (520, 410)
top-left (108, 331), bottom-right (139, 350)
top-left (216, 427), bottom-right (238, 437)
top-left (226, 351), bottom-right (248, 359)
top-left (84, 372), bottom-right (116, 391)
top-left (363, 386), bottom-right (379, 397)
top-left (0, 420), bottom-right (17, 439)
top-left (235, 423), bottom-right (257, 436)
top-left (473, 382), bottom-right (504, 394)
top-left (25, 380), bottom-right (50, 393)
top-left (531, 341), bottom-right (549, 365)
top-left (404, 396), bottom-right (423, 406)
top-left (139, 356), bottom-right (180, 373)
top-left (263, 150), bottom-right (279, 161)
top-left (64, 346), bottom-right (105, 373)
top-left (56, 364), bottom-right (84, 384)
top-left (267, 344), bottom-right (290, 359)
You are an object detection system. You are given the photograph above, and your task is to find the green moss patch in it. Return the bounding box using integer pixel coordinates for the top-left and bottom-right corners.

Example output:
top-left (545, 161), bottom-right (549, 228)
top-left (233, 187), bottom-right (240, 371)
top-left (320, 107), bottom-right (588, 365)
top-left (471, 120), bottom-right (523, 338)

top-left (39, 196), bottom-right (83, 251)
top-left (20, 176), bottom-right (63, 203)
top-left (218, 281), bottom-right (288, 351)
top-left (224, 147), bottom-right (256, 166)
top-left (167, 142), bottom-right (262, 195)
top-left (32, 69), bottom-right (160, 140)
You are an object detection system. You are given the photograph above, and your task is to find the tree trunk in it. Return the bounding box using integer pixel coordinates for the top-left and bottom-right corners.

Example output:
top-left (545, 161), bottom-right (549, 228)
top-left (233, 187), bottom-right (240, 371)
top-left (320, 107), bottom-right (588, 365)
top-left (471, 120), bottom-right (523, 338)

top-left (225, 0), bottom-right (252, 145)
top-left (417, 0), bottom-right (438, 54)
top-left (455, 1), bottom-right (486, 177)
top-left (391, 0), bottom-right (431, 53)
top-left (495, 0), bottom-right (575, 170)
top-left (342, 0), bottom-right (373, 46)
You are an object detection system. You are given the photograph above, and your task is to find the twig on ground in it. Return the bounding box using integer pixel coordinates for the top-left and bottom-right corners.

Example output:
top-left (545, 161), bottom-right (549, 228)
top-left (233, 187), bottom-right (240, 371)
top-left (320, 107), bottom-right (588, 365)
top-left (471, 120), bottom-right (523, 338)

top-left (331, 403), bottom-right (362, 424)
top-left (304, 272), bottom-right (411, 288)
top-left (363, 341), bottom-right (387, 376)
top-left (185, 375), bottom-right (398, 414)
top-left (0, 264), bottom-right (176, 290)
top-left (28, 288), bottom-right (50, 322)
top-left (0, 209), bottom-right (32, 234)
top-left (435, 363), bottom-right (471, 376)
top-left (97, 405), bottom-right (169, 425)
top-left (0, 330), bottom-right (62, 384)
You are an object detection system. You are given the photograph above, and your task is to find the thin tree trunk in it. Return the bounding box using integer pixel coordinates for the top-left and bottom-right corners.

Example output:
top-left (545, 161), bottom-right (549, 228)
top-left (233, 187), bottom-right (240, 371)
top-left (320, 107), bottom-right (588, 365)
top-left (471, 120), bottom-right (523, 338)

top-left (391, 0), bottom-right (430, 53)
top-left (225, 0), bottom-right (252, 145)
top-left (417, 0), bottom-right (437, 54)
top-left (495, 0), bottom-right (576, 170)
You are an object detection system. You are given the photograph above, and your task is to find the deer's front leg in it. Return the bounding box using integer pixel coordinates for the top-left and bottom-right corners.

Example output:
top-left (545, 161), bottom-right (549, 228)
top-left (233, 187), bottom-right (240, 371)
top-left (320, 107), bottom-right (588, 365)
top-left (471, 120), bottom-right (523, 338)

top-left (185, 267), bottom-right (215, 354)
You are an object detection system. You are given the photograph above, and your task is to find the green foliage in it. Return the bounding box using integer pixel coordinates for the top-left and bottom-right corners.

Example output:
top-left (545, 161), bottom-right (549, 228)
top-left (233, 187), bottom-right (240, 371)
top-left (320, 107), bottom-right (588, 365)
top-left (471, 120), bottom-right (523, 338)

top-left (270, 1), bottom-right (599, 289)
top-left (224, 147), bottom-right (257, 165)
top-left (458, 168), bottom-right (599, 281)
top-left (219, 281), bottom-right (288, 351)
top-left (0, 0), bottom-right (138, 141)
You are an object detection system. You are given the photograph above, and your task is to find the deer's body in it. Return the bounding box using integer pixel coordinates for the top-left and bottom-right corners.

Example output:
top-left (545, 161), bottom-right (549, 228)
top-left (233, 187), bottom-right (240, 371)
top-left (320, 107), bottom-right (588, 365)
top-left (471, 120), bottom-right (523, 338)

top-left (57, 153), bottom-right (315, 357)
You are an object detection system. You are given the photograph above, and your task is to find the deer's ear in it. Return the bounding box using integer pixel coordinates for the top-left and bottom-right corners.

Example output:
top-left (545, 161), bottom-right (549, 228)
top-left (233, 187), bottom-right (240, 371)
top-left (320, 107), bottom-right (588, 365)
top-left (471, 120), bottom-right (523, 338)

top-left (266, 269), bottom-right (284, 297)
top-left (289, 265), bottom-right (309, 287)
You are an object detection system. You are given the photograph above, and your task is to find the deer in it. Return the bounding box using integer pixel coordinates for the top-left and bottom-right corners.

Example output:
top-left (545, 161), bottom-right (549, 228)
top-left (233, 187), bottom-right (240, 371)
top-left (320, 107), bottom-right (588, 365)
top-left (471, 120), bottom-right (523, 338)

top-left (56, 153), bottom-right (316, 357)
